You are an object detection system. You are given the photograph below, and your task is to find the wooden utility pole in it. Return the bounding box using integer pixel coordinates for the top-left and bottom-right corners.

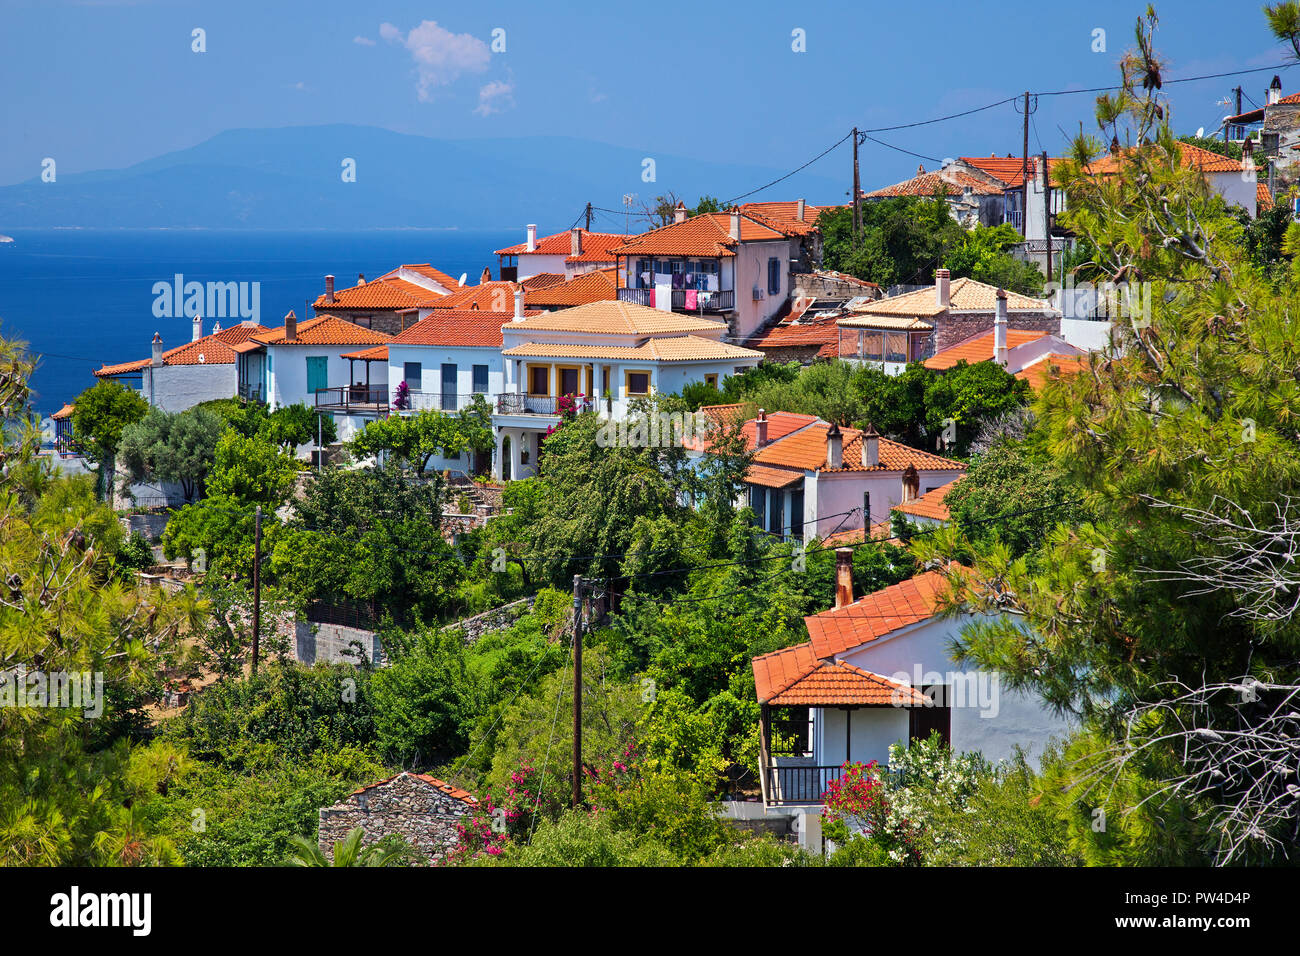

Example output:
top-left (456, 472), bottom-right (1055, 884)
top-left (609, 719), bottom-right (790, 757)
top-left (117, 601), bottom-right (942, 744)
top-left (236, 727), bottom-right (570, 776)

top-left (252, 505), bottom-right (262, 675)
top-left (572, 574), bottom-right (584, 808)
top-left (1041, 149), bottom-right (1052, 277)
top-left (585, 202), bottom-right (592, 231)
top-left (1020, 92), bottom-right (1030, 238)
top-left (851, 128), bottom-right (862, 238)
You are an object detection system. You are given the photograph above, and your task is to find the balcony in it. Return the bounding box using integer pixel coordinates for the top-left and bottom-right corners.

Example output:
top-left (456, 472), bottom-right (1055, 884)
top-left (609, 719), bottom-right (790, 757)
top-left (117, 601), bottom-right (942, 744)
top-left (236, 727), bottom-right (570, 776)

top-left (238, 382), bottom-right (264, 403)
top-left (1003, 210), bottom-right (1023, 229)
top-left (495, 394), bottom-right (593, 416)
top-left (617, 287), bottom-right (735, 312)
top-left (314, 385), bottom-right (389, 417)
top-left (402, 390), bottom-right (490, 413)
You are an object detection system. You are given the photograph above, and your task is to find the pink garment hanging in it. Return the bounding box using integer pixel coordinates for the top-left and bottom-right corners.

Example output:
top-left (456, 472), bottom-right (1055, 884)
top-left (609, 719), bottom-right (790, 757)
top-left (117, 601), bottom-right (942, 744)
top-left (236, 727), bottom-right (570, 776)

top-left (685, 289), bottom-right (698, 310)
top-left (649, 288), bottom-right (656, 307)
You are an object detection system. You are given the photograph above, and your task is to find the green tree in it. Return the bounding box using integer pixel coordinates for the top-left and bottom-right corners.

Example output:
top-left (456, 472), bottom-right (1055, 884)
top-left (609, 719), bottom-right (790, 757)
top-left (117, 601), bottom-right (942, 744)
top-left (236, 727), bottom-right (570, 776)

top-left (287, 827), bottom-right (410, 867)
top-left (117, 405), bottom-right (226, 501)
top-left (349, 404), bottom-right (490, 473)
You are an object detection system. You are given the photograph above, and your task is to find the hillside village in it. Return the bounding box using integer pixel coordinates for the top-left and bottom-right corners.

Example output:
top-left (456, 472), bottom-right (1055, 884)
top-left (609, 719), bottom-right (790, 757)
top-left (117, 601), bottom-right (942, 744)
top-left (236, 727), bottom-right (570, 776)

top-left (11, 7), bottom-right (1300, 874)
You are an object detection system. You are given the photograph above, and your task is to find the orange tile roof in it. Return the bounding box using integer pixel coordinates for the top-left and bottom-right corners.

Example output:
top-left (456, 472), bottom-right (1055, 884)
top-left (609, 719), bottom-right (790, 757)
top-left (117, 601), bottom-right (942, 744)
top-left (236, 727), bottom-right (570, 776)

top-left (856, 276), bottom-right (1054, 318)
top-left (753, 422), bottom-right (966, 474)
top-left (428, 281), bottom-right (522, 312)
top-left (753, 641), bottom-right (927, 706)
top-left (348, 771), bottom-right (477, 804)
top-left (740, 201), bottom-right (832, 236)
top-left (95, 323), bottom-right (270, 376)
top-left (959, 155), bottom-right (1063, 189)
top-left (255, 315), bottom-right (392, 347)
top-left (398, 263), bottom-right (461, 289)
top-left (611, 211), bottom-right (789, 258)
top-left (747, 314), bottom-right (841, 356)
top-left (821, 520), bottom-right (896, 547)
top-left (51, 403), bottom-right (74, 421)
top-left (892, 477), bottom-right (962, 521)
top-left (1085, 141), bottom-right (1247, 176)
top-left (520, 272), bottom-right (568, 291)
top-left (1258, 182), bottom-right (1275, 212)
top-left (340, 345), bottom-right (388, 361)
top-left (804, 569), bottom-right (955, 659)
top-left (923, 329), bottom-right (1049, 370)
top-left (506, 300), bottom-right (726, 336)
top-left (1014, 352), bottom-right (1088, 390)
top-left (523, 268), bottom-right (618, 308)
top-left (746, 464), bottom-right (805, 489)
top-left (864, 168), bottom-right (1002, 198)
top-left (502, 335), bottom-right (762, 363)
top-left (495, 229), bottom-right (632, 262)
top-left (392, 310), bottom-right (537, 348)
top-left (315, 277), bottom-right (442, 312)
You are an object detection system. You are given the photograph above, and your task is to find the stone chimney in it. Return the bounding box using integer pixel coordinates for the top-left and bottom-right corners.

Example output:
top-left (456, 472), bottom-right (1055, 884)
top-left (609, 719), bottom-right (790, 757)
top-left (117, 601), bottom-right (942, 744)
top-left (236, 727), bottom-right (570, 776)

top-left (861, 422), bottom-right (880, 468)
top-left (674, 201), bottom-right (687, 224)
top-left (571, 227), bottom-right (583, 257)
top-left (796, 198), bottom-right (806, 222)
top-left (1269, 75), bottom-right (1282, 106)
top-left (993, 289), bottom-right (1009, 366)
top-left (151, 333), bottom-right (163, 367)
top-left (526, 224), bottom-right (537, 252)
top-left (325, 275), bottom-right (335, 304)
top-left (826, 422), bottom-right (843, 470)
top-left (834, 548), bottom-right (854, 609)
top-left (192, 313), bottom-right (203, 342)
top-left (935, 268), bottom-right (951, 309)
top-left (284, 310), bottom-right (297, 343)
top-left (729, 206), bottom-right (741, 240)
top-left (513, 288), bottom-right (525, 322)
top-left (755, 408), bottom-right (769, 447)
top-left (901, 465), bottom-right (920, 503)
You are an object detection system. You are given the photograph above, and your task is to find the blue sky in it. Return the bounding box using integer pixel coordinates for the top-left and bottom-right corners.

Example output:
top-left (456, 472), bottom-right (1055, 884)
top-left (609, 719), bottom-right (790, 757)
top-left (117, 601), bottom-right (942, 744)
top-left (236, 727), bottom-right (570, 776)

top-left (2, 0), bottom-right (1295, 200)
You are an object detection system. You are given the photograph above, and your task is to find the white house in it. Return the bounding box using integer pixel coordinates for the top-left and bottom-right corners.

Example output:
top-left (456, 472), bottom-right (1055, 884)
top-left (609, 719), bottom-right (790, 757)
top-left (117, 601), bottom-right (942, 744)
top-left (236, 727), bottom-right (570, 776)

top-left (752, 561), bottom-right (1072, 807)
top-left (694, 408), bottom-right (966, 540)
top-left (313, 264), bottom-right (462, 335)
top-left (235, 312), bottom-right (391, 444)
top-left (496, 226), bottom-right (631, 281)
top-left (611, 206), bottom-right (799, 342)
top-left (492, 299), bottom-right (763, 480)
top-left (94, 316), bottom-right (269, 412)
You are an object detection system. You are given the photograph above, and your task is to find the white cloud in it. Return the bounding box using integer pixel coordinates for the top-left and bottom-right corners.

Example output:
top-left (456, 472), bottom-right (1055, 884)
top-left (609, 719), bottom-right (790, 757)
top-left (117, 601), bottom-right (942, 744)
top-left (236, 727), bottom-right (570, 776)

top-left (474, 80), bottom-right (515, 117)
top-left (380, 20), bottom-right (491, 103)
top-left (353, 35), bottom-right (375, 47)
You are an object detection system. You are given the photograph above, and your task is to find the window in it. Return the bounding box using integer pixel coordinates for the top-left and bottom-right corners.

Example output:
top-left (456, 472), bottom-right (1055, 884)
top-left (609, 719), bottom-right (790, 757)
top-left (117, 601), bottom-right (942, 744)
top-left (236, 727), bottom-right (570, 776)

top-left (305, 356), bottom-right (329, 395)
top-left (559, 367), bottom-right (580, 396)
top-left (861, 332), bottom-right (883, 361)
top-left (472, 364), bottom-right (489, 393)
top-left (767, 257), bottom-right (781, 296)
top-left (704, 373), bottom-right (718, 389)
top-left (529, 365), bottom-right (550, 395)
top-left (749, 486), bottom-right (767, 530)
top-left (626, 371), bottom-right (650, 396)
top-left (768, 489), bottom-right (783, 537)
top-left (885, 332), bottom-right (907, 363)
top-left (403, 362), bottom-right (422, 390)
top-left (789, 488), bottom-right (805, 540)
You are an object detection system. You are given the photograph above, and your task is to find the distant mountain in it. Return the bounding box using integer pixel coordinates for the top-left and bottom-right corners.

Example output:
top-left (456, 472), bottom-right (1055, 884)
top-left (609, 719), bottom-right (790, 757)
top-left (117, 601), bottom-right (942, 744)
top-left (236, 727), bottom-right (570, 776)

top-left (0, 125), bottom-right (847, 230)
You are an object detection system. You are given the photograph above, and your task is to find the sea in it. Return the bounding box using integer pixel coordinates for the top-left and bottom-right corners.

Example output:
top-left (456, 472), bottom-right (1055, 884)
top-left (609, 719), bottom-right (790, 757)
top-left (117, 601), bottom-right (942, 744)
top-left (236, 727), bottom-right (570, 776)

top-left (0, 228), bottom-right (519, 416)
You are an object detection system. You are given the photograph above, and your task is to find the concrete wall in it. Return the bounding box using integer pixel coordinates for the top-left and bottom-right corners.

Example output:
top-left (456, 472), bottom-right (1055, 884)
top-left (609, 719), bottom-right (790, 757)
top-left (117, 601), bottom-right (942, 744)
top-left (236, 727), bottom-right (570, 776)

top-left (293, 622), bottom-right (385, 666)
top-left (1059, 318), bottom-right (1113, 352)
top-left (145, 362), bottom-right (236, 412)
top-left (1208, 169), bottom-right (1258, 216)
top-left (817, 705), bottom-right (911, 767)
top-left (731, 239), bottom-right (793, 342)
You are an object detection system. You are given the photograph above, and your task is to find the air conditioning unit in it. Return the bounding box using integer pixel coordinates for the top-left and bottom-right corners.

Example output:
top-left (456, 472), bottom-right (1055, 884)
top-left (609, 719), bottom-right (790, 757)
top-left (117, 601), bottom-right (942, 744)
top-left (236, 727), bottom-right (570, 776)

top-left (752, 287), bottom-right (764, 301)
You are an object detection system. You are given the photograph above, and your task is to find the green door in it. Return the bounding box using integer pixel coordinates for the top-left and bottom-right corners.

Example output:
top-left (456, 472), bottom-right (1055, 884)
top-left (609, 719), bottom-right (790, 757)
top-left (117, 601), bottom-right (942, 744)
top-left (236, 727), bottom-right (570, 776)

top-left (306, 356), bottom-right (329, 398)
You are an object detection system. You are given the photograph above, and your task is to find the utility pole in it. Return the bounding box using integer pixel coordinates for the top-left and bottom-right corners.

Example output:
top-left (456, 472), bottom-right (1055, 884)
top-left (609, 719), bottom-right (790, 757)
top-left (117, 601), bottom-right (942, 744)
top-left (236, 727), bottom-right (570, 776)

top-left (585, 202), bottom-right (592, 231)
top-left (1041, 149), bottom-right (1052, 278)
top-left (851, 128), bottom-right (862, 239)
top-left (572, 574), bottom-right (584, 808)
top-left (316, 413), bottom-right (322, 473)
top-left (1020, 92), bottom-right (1031, 238)
top-left (252, 505), bottom-right (262, 675)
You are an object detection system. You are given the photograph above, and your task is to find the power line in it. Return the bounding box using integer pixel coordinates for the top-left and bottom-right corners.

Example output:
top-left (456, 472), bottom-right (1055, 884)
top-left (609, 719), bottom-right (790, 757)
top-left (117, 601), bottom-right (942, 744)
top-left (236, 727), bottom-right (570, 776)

top-left (860, 134), bottom-right (941, 164)
top-left (721, 130), bottom-right (855, 205)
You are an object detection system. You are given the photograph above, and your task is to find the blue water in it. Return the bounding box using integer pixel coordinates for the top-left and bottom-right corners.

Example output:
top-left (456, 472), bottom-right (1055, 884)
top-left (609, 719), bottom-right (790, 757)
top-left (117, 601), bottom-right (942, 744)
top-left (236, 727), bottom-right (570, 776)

top-left (0, 229), bottom-right (518, 414)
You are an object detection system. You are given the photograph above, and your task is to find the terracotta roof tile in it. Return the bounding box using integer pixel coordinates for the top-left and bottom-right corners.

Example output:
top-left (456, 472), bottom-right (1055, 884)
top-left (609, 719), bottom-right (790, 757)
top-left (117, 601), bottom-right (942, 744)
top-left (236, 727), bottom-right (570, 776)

top-left (611, 211), bottom-right (788, 258)
top-left (495, 230), bottom-right (632, 262)
top-left (959, 155), bottom-right (1063, 188)
top-left (1085, 141), bottom-right (1247, 176)
top-left (864, 168), bottom-right (1002, 198)
top-left (502, 335), bottom-right (762, 363)
top-left (348, 771), bottom-right (477, 805)
top-left (745, 464), bottom-right (805, 489)
top-left (857, 277), bottom-right (1054, 318)
top-left (51, 403), bottom-right (74, 421)
top-left (391, 310), bottom-right (538, 348)
top-left (923, 329), bottom-right (1049, 370)
top-left (340, 345), bottom-right (388, 361)
top-left (523, 268), bottom-right (618, 308)
top-left (740, 201), bottom-right (833, 235)
top-left (1258, 182), bottom-right (1275, 212)
top-left (315, 277), bottom-right (442, 311)
top-left (753, 422), bottom-right (966, 474)
top-left (506, 300), bottom-right (726, 335)
top-left (892, 477), bottom-right (962, 521)
top-left (753, 642), bottom-right (928, 705)
top-left (428, 281), bottom-right (522, 312)
top-left (804, 570), bottom-right (956, 659)
top-left (95, 323), bottom-right (270, 376)
top-left (1014, 351), bottom-right (1088, 390)
top-left (255, 315), bottom-right (392, 347)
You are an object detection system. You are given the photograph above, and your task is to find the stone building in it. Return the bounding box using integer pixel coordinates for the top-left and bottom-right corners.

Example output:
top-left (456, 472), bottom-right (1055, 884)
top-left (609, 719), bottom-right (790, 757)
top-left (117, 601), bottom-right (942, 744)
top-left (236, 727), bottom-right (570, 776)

top-left (317, 772), bottom-right (478, 865)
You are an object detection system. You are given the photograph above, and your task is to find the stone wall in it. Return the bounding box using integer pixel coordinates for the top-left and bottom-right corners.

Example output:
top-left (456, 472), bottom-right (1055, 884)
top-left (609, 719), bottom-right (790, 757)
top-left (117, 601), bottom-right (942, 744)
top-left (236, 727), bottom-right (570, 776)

top-left (934, 310), bottom-right (1060, 353)
top-left (792, 272), bottom-right (880, 301)
top-left (444, 596), bottom-right (536, 644)
top-left (317, 772), bottom-right (477, 865)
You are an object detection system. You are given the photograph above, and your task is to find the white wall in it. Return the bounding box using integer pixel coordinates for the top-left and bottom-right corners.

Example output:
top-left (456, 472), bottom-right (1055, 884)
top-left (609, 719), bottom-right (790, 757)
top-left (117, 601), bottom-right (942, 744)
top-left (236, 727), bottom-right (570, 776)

top-left (266, 346), bottom-right (388, 410)
top-left (146, 363), bottom-right (236, 412)
top-left (818, 706), bottom-right (910, 766)
top-left (1059, 318), bottom-right (1113, 352)
top-left (387, 343), bottom-right (505, 407)
top-left (515, 252), bottom-right (568, 279)
top-left (808, 468), bottom-right (965, 533)
top-left (1209, 170), bottom-right (1258, 216)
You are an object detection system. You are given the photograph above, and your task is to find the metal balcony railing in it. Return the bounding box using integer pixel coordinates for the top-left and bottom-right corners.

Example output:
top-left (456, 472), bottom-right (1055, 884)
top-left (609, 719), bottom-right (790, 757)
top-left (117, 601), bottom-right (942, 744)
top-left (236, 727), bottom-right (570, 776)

top-left (402, 390), bottom-right (489, 413)
top-left (617, 287), bottom-right (735, 312)
top-left (495, 394), bottom-right (593, 416)
top-left (314, 385), bottom-right (389, 414)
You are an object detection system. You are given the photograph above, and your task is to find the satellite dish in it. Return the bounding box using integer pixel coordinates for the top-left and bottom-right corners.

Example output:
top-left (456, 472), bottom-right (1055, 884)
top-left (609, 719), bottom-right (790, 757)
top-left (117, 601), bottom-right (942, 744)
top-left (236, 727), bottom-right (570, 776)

top-left (458, 272), bottom-right (468, 287)
top-left (1196, 127), bottom-right (1205, 138)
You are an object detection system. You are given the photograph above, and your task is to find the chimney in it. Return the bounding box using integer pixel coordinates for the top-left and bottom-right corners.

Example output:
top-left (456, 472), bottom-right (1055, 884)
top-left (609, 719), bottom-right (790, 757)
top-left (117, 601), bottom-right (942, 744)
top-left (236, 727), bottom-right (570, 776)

top-left (192, 313), bottom-right (202, 342)
top-left (284, 309), bottom-right (297, 343)
top-left (151, 333), bottom-right (163, 367)
top-left (729, 206), bottom-right (741, 240)
top-left (526, 224), bottom-right (537, 252)
top-left (211, 319), bottom-right (221, 335)
top-left (901, 465), bottom-right (920, 503)
top-left (834, 548), bottom-right (854, 609)
top-left (481, 266), bottom-right (492, 284)
top-left (325, 275), bottom-right (335, 304)
top-left (1243, 136), bottom-right (1255, 164)
top-left (993, 289), bottom-right (1008, 366)
top-left (861, 422), bottom-right (880, 468)
top-left (935, 268), bottom-right (951, 309)
top-left (571, 227), bottom-right (583, 257)
top-left (796, 198), bottom-right (806, 222)
top-left (826, 422), bottom-right (843, 470)
top-left (1270, 75), bottom-right (1282, 106)
top-left (357, 273), bottom-right (366, 285)
top-left (916, 163), bottom-right (925, 176)
top-left (755, 408), bottom-right (769, 447)
top-left (513, 287), bottom-right (525, 322)
top-left (674, 201), bottom-right (688, 224)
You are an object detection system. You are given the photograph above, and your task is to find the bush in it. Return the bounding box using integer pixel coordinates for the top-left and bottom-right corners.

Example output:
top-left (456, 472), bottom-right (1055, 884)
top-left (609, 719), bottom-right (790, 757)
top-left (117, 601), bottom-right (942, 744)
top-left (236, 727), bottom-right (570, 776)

top-left (117, 530), bottom-right (155, 571)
